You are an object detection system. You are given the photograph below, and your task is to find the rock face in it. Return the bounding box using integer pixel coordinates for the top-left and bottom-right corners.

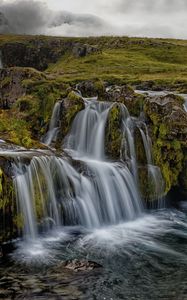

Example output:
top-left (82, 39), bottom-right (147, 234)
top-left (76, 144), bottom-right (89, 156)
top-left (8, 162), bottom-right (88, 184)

top-left (0, 157), bottom-right (17, 243)
top-left (77, 79), bottom-right (105, 98)
top-left (56, 91), bottom-right (85, 147)
top-left (145, 94), bottom-right (187, 193)
top-left (0, 39), bottom-right (100, 71)
top-left (1, 40), bottom-right (64, 71)
top-left (0, 67), bottom-right (44, 108)
top-left (106, 85), bottom-right (145, 116)
top-left (72, 43), bottom-right (100, 58)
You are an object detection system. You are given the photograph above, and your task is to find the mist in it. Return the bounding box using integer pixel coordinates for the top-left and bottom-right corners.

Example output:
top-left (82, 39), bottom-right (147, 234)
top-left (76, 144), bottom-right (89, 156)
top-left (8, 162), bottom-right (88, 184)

top-left (0, 0), bottom-right (187, 38)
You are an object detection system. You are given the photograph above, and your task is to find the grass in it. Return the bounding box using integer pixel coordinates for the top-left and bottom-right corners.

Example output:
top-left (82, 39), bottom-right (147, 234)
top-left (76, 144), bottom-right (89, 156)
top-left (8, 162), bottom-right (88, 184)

top-left (46, 37), bottom-right (187, 89)
top-left (1, 35), bottom-right (187, 89)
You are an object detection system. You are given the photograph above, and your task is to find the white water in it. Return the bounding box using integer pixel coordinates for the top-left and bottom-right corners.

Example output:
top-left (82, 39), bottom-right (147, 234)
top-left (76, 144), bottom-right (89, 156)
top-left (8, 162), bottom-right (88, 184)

top-left (43, 101), bottom-right (62, 145)
top-left (11, 97), bottom-right (164, 243)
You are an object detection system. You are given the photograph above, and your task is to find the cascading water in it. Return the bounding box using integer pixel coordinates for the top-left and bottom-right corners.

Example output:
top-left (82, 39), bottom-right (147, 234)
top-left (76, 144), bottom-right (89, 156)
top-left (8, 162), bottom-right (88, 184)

top-left (42, 101), bottom-right (62, 146)
top-left (12, 96), bottom-right (165, 240)
top-left (119, 104), bottom-right (164, 201)
top-left (2, 95), bottom-right (187, 300)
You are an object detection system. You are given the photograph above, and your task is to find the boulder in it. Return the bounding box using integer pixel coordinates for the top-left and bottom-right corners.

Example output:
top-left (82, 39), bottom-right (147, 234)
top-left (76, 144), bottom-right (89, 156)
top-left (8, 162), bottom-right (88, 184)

top-left (77, 79), bottom-right (105, 98)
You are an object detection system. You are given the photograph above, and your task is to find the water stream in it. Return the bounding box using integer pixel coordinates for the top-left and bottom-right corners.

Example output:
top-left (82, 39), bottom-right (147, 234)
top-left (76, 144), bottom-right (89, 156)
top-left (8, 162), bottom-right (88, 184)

top-left (0, 96), bottom-right (187, 299)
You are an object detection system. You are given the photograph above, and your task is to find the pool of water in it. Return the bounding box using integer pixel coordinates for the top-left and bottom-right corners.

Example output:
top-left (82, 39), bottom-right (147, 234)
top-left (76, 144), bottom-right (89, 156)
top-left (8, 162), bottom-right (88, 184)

top-left (1, 208), bottom-right (187, 299)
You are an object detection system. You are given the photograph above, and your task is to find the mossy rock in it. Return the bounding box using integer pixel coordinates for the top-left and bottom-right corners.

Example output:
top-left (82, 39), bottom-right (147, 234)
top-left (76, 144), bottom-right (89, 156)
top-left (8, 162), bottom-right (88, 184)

top-left (144, 94), bottom-right (187, 194)
top-left (105, 104), bottom-right (122, 159)
top-left (134, 127), bottom-right (147, 165)
top-left (106, 85), bottom-right (145, 116)
top-left (56, 91), bottom-right (85, 147)
top-left (0, 161), bottom-right (18, 243)
top-left (138, 166), bottom-right (165, 201)
top-left (77, 79), bottom-right (105, 98)
top-left (179, 150), bottom-right (187, 191)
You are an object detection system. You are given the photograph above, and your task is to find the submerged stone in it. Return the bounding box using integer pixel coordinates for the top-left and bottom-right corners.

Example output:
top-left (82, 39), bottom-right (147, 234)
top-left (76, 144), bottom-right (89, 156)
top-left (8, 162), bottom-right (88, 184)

top-left (63, 259), bottom-right (102, 272)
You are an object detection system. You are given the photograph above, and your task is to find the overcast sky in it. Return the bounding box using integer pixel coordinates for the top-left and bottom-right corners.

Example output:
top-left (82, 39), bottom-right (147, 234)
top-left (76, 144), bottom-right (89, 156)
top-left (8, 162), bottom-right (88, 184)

top-left (0, 0), bottom-right (187, 38)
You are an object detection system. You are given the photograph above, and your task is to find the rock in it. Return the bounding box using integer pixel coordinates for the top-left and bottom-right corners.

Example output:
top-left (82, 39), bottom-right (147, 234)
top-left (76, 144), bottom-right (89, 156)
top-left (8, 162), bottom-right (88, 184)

top-left (72, 43), bottom-right (100, 58)
top-left (56, 91), bottom-right (85, 147)
top-left (77, 79), bottom-right (105, 98)
top-left (144, 93), bottom-right (187, 194)
top-left (106, 85), bottom-right (145, 116)
top-left (64, 259), bottom-right (102, 272)
top-left (0, 67), bottom-right (44, 109)
top-left (105, 103), bottom-right (122, 159)
top-left (1, 39), bottom-right (64, 71)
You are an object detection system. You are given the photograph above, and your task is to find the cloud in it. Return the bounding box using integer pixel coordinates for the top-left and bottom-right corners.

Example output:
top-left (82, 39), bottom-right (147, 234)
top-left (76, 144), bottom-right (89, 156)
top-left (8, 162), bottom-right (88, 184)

top-left (0, 0), bottom-right (110, 36)
top-left (0, 0), bottom-right (187, 38)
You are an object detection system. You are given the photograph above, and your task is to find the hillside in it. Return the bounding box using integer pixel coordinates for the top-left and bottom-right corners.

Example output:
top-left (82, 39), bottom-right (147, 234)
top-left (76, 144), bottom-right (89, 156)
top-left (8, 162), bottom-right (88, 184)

top-left (0, 35), bottom-right (187, 91)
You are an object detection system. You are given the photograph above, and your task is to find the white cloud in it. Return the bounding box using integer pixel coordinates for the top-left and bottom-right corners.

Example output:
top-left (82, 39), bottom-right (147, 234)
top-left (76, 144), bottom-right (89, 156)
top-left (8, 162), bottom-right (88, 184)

top-left (0, 0), bottom-right (187, 38)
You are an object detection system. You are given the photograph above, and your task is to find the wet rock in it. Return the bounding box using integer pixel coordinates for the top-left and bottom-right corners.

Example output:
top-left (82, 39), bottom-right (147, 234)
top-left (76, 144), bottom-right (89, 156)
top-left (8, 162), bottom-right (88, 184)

top-left (106, 85), bottom-right (145, 116)
top-left (144, 93), bottom-right (187, 194)
top-left (56, 91), bottom-right (85, 147)
top-left (64, 259), bottom-right (102, 272)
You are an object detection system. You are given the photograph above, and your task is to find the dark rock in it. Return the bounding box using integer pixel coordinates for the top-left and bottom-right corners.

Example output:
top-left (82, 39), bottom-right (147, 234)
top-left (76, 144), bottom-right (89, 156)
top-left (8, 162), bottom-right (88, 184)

top-left (1, 40), bottom-right (64, 71)
top-left (0, 67), bottom-right (44, 108)
top-left (64, 259), bottom-right (102, 272)
top-left (72, 43), bottom-right (100, 58)
top-left (77, 79), bottom-right (105, 98)
top-left (56, 91), bottom-right (85, 147)
top-left (106, 85), bottom-right (145, 116)
top-left (144, 93), bottom-right (187, 194)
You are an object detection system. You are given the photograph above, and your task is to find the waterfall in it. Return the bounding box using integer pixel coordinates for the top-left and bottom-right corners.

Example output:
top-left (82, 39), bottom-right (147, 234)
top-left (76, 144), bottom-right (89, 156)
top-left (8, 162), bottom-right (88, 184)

top-left (119, 104), bottom-right (165, 200)
top-left (12, 97), bottom-right (164, 240)
top-left (64, 99), bottom-right (111, 160)
top-left (42, 101), bottom-right (62, 146)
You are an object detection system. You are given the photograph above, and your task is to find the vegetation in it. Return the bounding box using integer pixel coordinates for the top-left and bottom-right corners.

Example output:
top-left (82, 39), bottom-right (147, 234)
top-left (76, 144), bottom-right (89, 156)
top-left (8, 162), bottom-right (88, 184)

top-left (0, 35), bottom-right (186, 197)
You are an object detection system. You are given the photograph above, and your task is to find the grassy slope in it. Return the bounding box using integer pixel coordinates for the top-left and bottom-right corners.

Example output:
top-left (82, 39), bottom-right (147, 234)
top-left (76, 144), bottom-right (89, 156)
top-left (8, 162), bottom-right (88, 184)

top-left (1, 35), bottom-right (187, 88)
top-left (46, 36), bottom-right (187, 88)
top-left (0, 35), bottom-right (187, 147)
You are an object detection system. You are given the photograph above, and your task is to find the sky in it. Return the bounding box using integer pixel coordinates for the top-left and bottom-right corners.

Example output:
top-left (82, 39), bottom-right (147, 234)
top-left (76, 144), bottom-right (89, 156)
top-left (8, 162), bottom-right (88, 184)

top-left (0, 0), bottom-right (187, 38)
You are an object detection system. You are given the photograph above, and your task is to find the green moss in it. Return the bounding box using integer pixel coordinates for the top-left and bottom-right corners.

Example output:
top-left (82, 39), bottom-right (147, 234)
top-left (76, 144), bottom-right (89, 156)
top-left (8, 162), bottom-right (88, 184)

top-left (152, 138), bottom-right (184, 193)
top-left (0, 110), bottom-right (34, 148)
top-left (56, 92), bottom-right (84, 147)
top-left (1, 76), bottom-right (11, 88)
top-left (105, 104), bottom-right (122, 158)
top-left (159, 124), bottom-right (168, 138)
top-left (0, 168), bottom-right (3, 195)
top-left (134, 128), bottom-right (147, 165)
top-left (67, 91), bottom-right (82, 101)
top-left (0, 165), bottom-right (18, 243)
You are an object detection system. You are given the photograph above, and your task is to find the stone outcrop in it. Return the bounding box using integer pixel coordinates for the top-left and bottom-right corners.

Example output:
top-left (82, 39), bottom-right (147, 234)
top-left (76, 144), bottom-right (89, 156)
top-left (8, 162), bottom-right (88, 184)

top-left (145, 94), bottom-right (187, 193)
top-left (72, 43), bottom-right (100, 58)
top-left (0, 67), bottom-right (45, 108)
top-left (1, 40), bottom-right (64, 71)
top-left (0, 39), bottom-right (100, 71)
top-left (77, 79), bottom-right (105, 98)
top-left (56, 91), bottom-right (85, 147)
